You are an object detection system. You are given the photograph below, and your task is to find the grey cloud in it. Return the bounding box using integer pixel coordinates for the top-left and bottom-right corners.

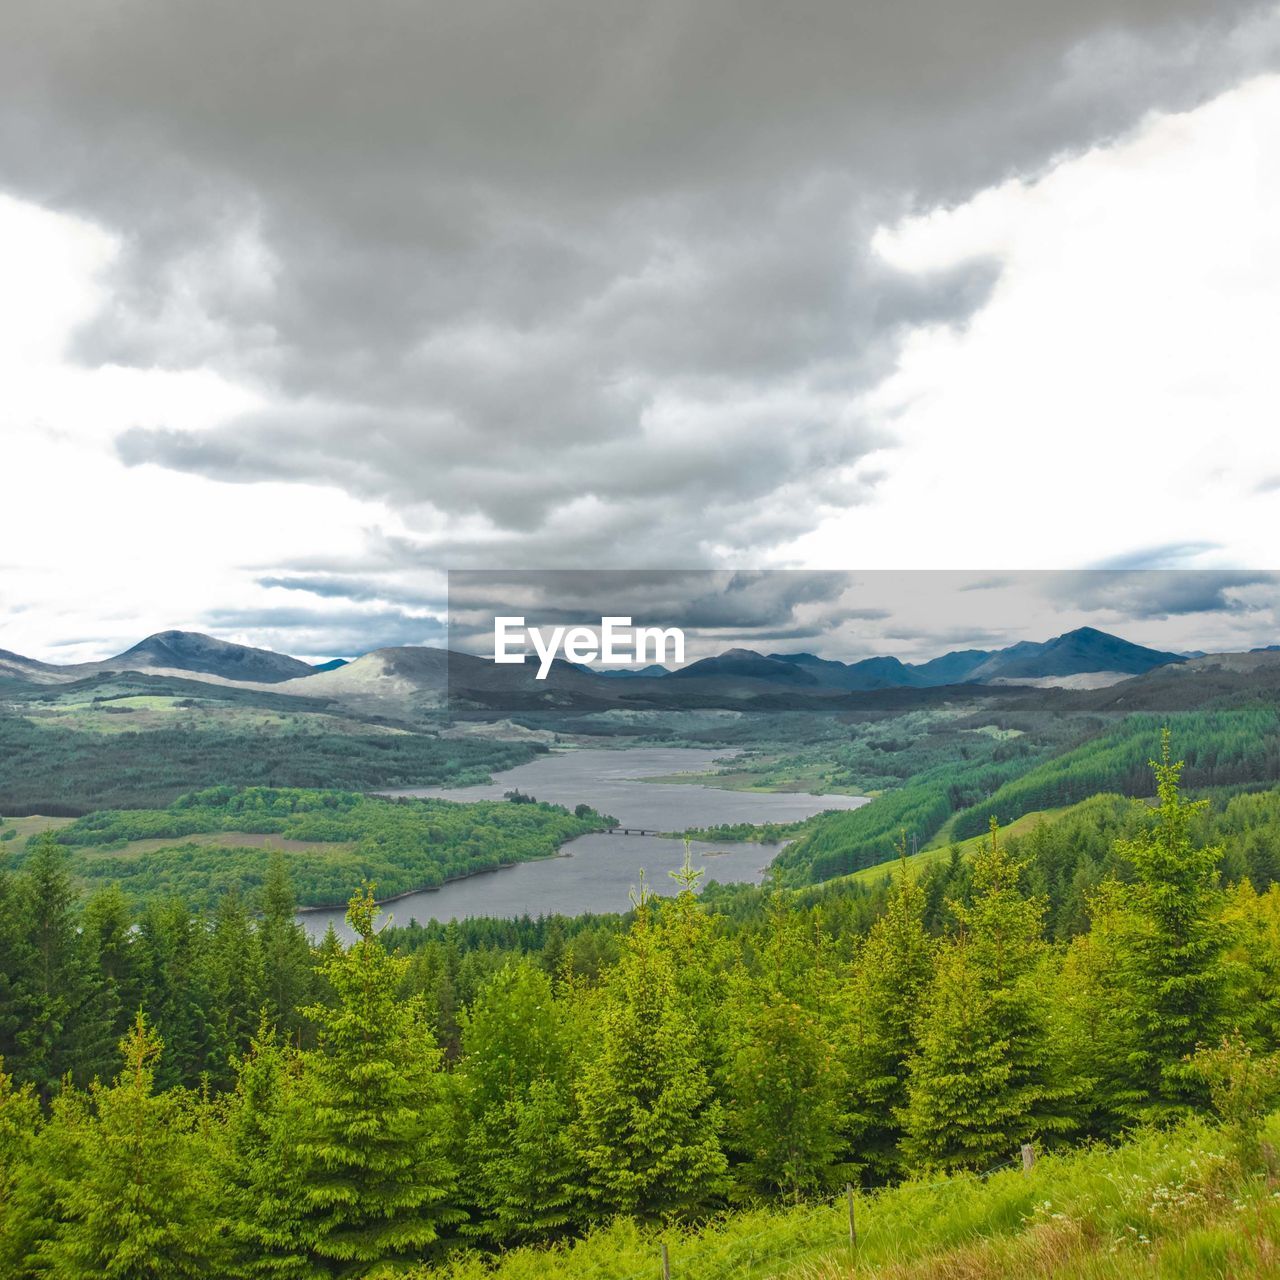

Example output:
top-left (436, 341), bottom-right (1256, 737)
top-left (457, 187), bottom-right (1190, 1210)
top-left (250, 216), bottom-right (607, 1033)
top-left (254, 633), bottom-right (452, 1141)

top-left (1089, 542), bottom-right (1223, 570)
top-left (202, 606), bottom-right (447, 658)
top-left (5, 0), bottom-right (1277, 569)
top-left (1045, 569), bottom-right (1280, 618)
top-left (255, 575), bottom-right (447, 610)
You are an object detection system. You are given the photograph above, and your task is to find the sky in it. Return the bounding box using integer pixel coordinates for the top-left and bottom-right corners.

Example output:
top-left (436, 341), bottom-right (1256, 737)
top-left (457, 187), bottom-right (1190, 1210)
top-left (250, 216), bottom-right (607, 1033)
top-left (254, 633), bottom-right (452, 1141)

top-left (2, 0), bottom-right (1280, 663)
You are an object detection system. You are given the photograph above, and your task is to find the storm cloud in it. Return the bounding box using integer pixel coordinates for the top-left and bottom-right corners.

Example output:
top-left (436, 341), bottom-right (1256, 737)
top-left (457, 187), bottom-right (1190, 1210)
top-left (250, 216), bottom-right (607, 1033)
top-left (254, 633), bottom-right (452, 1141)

top-left (4, 0), bottom-right (1276, 583)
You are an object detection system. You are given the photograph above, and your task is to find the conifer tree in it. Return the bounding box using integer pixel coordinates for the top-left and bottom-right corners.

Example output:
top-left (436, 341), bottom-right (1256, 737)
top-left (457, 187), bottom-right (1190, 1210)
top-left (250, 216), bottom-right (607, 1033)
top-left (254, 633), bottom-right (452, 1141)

top-left (841, 846), bottom-right (934, 1180)
top-left (902, 821), bottom-right (1075, 1171)
top-left (1114, 732), bottom-right (1230, 1110)
top-left (42, 1014), bottom-right (222, 1279)
top-left (134, 898), bottom-right (218, 1088)
top-left (0, 1084), bottom-right (89, 1277)
top-left (723, 899), bottom-right (846, 1201)
top-left (219, 1021), bottom-right (321, 1279)
top-left (258, 853), bottom-right (315, 1044)
top-left (206, 888), bottom-right (265, 1088)
top-left (458, 960), bottom-right (580, 1241)
top-left (0, 1060), bottom-right (41, 1245)
top-left (573, 900), bottom-right (728, 1220)
top-left (1055, 881), bottom-right (1149, 1137)
top-left (0, 864), bottom-right (34, 1077)
top-left (294, 886), bottom-right (460, 1269)
top-left (14, 837), bottom-right (116, 1093)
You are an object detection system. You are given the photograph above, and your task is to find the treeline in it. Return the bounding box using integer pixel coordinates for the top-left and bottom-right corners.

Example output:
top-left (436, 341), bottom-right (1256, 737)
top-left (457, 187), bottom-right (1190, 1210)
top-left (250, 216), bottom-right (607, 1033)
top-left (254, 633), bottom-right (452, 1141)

top-left (2, 741), bottom-right (1280, 1275)
top-left (948, 707), bottom-right (1280, 839)
top-left (41, 787), bottom-right (613, 908)
top-left (0, 711), bottom-right (537, 814)
top-left (774, 750), bottom-right (1047, 883)
top-left (780, 706), bottom-right (1280, 883)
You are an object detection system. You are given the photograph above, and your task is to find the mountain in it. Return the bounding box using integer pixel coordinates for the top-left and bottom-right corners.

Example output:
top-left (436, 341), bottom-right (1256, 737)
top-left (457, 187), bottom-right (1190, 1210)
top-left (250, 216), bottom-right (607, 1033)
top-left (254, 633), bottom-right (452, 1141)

top-left (312, 658), bottom-right (350, 672)
top-left (669, 648), bottom-right (822, 685)
top-left (967, 627), bottom-right (1183, 681)
top-left (769, 651), bottom-right (926, 690)
top-left (0, 647), bottom-right (71, 685)
top-left (108, 631), bottom-right (316, 683)
top-left (700, 629), bottom-right (1183, 692)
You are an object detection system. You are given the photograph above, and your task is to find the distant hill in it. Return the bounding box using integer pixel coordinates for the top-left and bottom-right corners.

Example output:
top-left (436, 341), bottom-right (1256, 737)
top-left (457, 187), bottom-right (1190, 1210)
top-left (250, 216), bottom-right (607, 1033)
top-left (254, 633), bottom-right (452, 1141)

top-left (761, 627), bottom-right (1183, 691)
top-left (0, 631), bottom-right (316, 686)
top-left (670, 648), bottom-right (821, 685)
top-left (966, 627), bottom-right (1182, 681)
top-left (0, 625), bottom-right (1196, 712)
top-left (108, 631), bottom-right (316, 683)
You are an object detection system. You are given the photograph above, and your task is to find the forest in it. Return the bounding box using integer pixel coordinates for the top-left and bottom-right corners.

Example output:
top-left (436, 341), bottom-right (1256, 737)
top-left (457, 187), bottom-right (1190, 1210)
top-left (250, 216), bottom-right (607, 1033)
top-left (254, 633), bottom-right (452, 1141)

top-left (35, 787), bottom-right (612, 908)
top-left (2, 736), bottom-right (1280, 1276)
top-left (779, 706), bottom-right (1280, 882)
top-left (0, 706), bottom-right (537, 815)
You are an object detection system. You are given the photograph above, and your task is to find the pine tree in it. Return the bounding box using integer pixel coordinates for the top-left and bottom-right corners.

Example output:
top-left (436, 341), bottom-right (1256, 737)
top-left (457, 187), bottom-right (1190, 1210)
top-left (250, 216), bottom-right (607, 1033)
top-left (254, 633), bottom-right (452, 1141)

top-left (13, 837), bottom-right (116, 1094)
top-left (573, 901), bottom-right (728, 1220)
top-left (1114, 731), bottom-right (1230, 1111)
top-left (457, 960), bottom-right (580, 1241)
top-left (294, 886), bottom-right (460, 1269)
top-left (1055, 881), bottom-right (1149, 1137)
top-left (0, 1085), bottom-right (89, 1277)
top-left (902, 821), bottom-right (1076, 1172)
top-left (258, 854), bottom-right (315, 1044)
top-left (206, 888), bottom-right (265, 1088)
top-left (219, 1021), bottom-right (322, 1279)
top-left (0, 1060), bottom-right (42, 1248)
top-left (723, 899), bottom-right (846, 1201)
top-left (41, 1014), bottom-right (222, 1279)
top-left (134, 898), bottom-right (218, 1089)
top-left (841, 848), bottom-right (934, 1180)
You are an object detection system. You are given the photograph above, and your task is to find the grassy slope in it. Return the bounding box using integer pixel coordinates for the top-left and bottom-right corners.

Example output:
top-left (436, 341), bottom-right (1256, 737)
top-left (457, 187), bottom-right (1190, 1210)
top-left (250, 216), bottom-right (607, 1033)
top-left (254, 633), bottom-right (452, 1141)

top-left (420, 1117), bottom-right (1279, 1279)
top-left (820, 805), bottom-right (1069, 892)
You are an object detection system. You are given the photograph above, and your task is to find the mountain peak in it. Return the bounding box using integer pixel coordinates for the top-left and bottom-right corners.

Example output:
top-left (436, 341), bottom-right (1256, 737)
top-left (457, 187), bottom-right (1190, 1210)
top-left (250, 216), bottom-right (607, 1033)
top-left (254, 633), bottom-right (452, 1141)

top-left (110, 631), bottom-right (316, 683)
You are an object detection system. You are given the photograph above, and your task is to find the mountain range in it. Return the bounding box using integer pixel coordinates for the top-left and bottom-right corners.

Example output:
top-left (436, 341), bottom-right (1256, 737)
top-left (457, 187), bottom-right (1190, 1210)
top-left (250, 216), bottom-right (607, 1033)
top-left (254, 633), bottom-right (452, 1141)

top-left (0, 625), bottom-right (1189, 694)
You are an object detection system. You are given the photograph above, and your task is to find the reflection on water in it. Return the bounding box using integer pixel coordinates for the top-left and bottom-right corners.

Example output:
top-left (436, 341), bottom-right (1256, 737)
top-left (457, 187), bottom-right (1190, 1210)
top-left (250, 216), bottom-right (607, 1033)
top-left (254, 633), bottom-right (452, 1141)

top-left (297, 747), bottom-right (867, 941)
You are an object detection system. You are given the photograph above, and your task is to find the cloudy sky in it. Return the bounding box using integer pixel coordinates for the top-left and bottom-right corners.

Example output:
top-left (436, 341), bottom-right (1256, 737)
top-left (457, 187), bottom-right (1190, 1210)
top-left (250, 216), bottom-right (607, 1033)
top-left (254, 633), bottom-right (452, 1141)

top-left (3, 0), bottom-right (1280, 662)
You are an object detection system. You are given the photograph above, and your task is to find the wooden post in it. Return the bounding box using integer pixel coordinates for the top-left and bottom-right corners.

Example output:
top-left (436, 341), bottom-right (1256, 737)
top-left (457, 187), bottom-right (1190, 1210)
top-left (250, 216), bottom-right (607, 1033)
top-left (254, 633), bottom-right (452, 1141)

top-left (1021, 1143), bottom-right (1035, 1174)
top-left (846, 1182), bottom-right (857, 1252)
top-left (661, 1240), bottom-right (670, 1280)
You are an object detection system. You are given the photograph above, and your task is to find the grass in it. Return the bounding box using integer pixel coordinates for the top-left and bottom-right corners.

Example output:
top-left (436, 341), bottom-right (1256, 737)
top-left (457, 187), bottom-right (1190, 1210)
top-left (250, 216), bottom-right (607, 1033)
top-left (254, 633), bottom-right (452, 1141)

top-left (416, 1116), bottom-right (1280, 1279)
top-left (0, 814), bottom-right (75, 852)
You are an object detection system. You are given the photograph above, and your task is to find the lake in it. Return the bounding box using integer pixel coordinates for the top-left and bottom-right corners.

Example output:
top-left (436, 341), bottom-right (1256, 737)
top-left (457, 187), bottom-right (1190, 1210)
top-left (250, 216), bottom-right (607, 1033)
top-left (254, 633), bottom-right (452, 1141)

top-left (297, 747), bottom-right (867, 940)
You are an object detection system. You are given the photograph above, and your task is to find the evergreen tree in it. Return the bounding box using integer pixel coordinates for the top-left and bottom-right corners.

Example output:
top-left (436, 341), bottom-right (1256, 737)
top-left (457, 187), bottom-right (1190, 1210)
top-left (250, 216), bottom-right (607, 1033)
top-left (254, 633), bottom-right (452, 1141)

top-left (0, 1060), bottom-right (41, 1248)
top-left (573, 900), bottom-right (728, 1220)
top-left (41, 1014), bottom-right (222, 1279)
top-left (723, 899), bottom-right (846, 1201)
top-left (258, 854), bottom-right (315, 1044)
top-left (1055, 881), bottom-right (1150, 1137)
top-left (219, 1021), bottom-right (321, 1279)
top-left (902, 821), bottom-right (1075, 1171)
top-left (0, 863), bottom-right (34, 1078)
top-left (841, 849), bottom-right (933, 1180)
top-left (206, 888), bottom-right (265, 1088)
top-left (134, 898), bottom-right (218, 1089)
top-left (13, 837), bottom-right (116, 1094)
top-left (294, 886), bottom-right (459, 1270)
top-left (457, 960), bottom-right (580, 1241)
top-left (1113, 732), bottom-right (1230, 1110)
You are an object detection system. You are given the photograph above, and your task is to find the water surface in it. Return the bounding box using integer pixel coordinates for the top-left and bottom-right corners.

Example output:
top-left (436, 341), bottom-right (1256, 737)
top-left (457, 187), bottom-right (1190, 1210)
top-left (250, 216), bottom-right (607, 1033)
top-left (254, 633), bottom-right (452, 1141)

top-left (298, 747), bottom-right (866, 940)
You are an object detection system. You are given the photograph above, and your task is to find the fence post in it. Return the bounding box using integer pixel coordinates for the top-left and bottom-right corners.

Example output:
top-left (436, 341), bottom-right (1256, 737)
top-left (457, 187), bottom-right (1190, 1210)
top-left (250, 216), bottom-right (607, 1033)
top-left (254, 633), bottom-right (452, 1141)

top-left (1021, 1143), bottom-right (1035, 1175)
top-left (846, 1182), bottom-right (857, 1252)
top-left (661, 1240), bottom-right (670, 1280)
